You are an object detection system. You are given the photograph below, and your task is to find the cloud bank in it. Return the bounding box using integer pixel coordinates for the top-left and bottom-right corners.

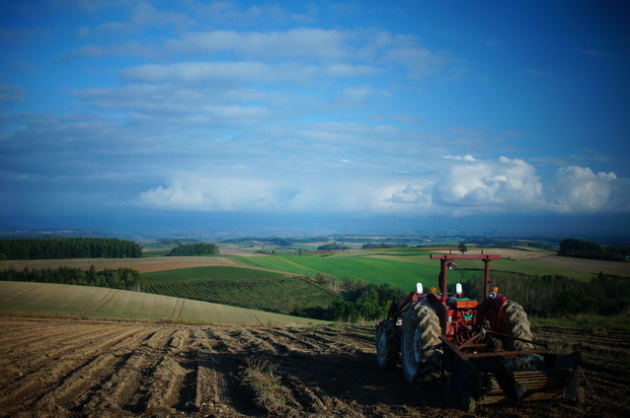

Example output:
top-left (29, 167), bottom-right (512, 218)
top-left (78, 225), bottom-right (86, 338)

top-left (136, 156), bottom-right (626, 216)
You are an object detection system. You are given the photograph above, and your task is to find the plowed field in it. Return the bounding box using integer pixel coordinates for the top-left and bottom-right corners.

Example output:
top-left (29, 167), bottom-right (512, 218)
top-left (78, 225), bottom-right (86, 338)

top-left (1, 319), bottom-right (628, 417)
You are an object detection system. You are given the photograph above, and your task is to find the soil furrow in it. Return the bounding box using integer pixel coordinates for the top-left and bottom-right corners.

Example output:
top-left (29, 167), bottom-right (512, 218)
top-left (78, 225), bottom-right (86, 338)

top-left (2, 326), bottom-right (125, 377)
top-left (1, 319), bottom-right (628, 418)
top-left (0, 324), bottom-right (89, 351)
top-left (0, 325), bottom-right (149, 413)
top-left (81, 352), bottom-right (148, 415)
top-left (230, 327), bottom-right (277, 354)
top-left (31, 352), bottom-right (120, 414)
top-left (264, 328), bottom-right (323, 352)
top-left (202, 327), bottom-right (240, 354)
top-left (142, 357), bottom-right (185, 414)
top-left (249, 328), bottom-right (293, 354)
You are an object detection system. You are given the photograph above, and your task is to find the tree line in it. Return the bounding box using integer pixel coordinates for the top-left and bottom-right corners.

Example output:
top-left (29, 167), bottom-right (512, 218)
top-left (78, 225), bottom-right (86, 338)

top-left (0, 266), bottom-right (145, 291)
top-left (558, 238), bottom-right (630, 261)
top-left (0, 238), bottom-right (143, 260)
top-left (467, 271), bottom-right (630, 317)
top-left (167, 243), bottom-right (219, 256)
top-left (292, 276), bottom-right (407, 322)
top-left (317, 242), bottom-right (349, 251)
top-left (294, 269), bottom-right (630, 322)
top-left (362, 243), bottom-right (409, 249)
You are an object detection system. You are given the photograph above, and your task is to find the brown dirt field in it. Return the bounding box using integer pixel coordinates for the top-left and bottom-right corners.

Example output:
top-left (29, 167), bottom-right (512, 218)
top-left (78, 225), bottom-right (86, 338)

top-left (434, 248), bottom-right (553, 261)
top-left (531, 255), bottom-right (630, 277)
top-left (3, 256), bottom-right (289, 275)
top-left (217, 245), bottom-right (269, 257)
top-left (1, 319), bottom-right (628, 417)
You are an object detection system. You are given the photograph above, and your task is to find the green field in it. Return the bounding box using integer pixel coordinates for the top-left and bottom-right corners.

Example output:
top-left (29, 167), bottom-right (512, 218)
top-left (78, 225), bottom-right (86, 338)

top-left (0, 281), bottom-right (324, 325)
top-left (144, 266), bottom-right (287, 282)
top-left (226, 250), bottom-right (602, 288)
top-left (229, 253), bottom-right (442, 290)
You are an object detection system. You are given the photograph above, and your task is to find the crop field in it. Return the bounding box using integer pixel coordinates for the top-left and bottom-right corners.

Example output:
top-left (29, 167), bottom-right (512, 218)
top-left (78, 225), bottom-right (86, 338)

top-left (1, 319), bottom-right (628, 417)
top-left (231, 253), bottom-right (443, 289)
top-left (228, 248), bottom-right (625, 290)
top-left (224, 255), bottom-right (321, 275)
top-left (0, 282), bottom-right (322, 325)
top-left (532, 255), bottom-right (630, 277)
top-left (3, 255), bottom-right (242, 273)
top-left (144, 266), bottom-right (287, 282)
top-left (145, 276), bottom-right (339, 313)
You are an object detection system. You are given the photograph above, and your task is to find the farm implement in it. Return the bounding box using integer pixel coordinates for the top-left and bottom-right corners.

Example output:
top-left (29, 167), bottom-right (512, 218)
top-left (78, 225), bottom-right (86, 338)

top-left (376, 254), bottom-right (583, 412)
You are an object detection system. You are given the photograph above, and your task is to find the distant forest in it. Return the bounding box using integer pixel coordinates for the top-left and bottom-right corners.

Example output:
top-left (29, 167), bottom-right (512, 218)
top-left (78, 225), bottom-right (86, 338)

top-left (0, 238), bottom-right (143, 260)
top-left (558, 238), bottom-right (630, 261)
top-left (0, 266), bottom-right (145, 291)
top-left (167, 243), bottom-right (219, 256)
top-left (317, 242), bottom-right (349, 251)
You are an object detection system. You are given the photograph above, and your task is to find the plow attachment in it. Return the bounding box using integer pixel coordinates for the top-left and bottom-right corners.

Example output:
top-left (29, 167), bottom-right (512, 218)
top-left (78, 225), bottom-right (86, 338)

top-left (440, 336), bottom-right (583, 412)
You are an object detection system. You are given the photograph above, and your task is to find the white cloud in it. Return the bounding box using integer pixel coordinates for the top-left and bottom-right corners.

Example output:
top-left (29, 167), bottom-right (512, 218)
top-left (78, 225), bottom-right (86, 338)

top-left (0, 84), bottom-right (26, 104)
top-left (324, 64), bottom-right (381, 77)
top-left (67, 40), bottom-right (156, 58)
top-left (121, 62), bottom-right (318, 84)
top-left (339, 85), bottom-right (374, 103)
top-left (550, 166), bottom-right (617, 212)
top-left (129, 153), bottom-right (629, 218)
top-left (384, 45), bottom-right (444, 78)
top-left (136, 171), bottom-right (432, 215)
top-left (444, 155), bottom-right (476, 161)
top-left (386, 184), bottom-right (431, 205)
top-left (138, 177), bottom-right (282, 212)
top-left (163, 29), bottom-right (351, 61)
top-left (433, 156), bottom-right (543, 209)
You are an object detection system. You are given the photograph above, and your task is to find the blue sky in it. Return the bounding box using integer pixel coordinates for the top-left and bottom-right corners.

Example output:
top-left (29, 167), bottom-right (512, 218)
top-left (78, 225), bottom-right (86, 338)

top-left (1, 0), bottom-right (629, 238)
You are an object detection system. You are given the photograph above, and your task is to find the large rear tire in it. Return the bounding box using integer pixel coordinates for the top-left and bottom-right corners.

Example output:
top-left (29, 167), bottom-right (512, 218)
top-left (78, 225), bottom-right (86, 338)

top-left (400, 302), bottom-right (442, 383)
top-left (376, 319), bottom-right (400, 370)
top-left (500, 301), bottom-right (534, 350)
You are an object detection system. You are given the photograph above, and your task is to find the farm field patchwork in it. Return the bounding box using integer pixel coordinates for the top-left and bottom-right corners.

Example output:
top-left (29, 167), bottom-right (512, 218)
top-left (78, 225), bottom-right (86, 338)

top-left (226, 249), bottom-right (622, 289)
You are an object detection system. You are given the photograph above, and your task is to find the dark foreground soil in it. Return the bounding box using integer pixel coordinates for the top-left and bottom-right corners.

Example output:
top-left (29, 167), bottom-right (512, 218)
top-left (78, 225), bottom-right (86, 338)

top-left (0, 319), bottom-right (628, 417)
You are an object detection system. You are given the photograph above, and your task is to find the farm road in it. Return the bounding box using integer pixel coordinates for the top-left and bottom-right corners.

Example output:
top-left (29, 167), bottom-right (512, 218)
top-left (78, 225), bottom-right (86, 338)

top-left (1, 319), bottom-right (628, 417)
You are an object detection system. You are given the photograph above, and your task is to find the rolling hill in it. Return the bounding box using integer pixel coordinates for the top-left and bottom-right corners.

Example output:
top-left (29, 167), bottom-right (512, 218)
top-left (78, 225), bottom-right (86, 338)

top-left (0, 281), bottom-right (325, 325)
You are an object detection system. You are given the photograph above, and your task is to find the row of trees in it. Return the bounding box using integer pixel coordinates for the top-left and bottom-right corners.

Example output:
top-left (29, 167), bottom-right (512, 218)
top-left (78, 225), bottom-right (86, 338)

top-left (317, 242), bottom-right (349, 251)
top-left (297, 268), bottom-right (630, 321)
top-left (558, 238), bottom-right (629, 261)
top-left (0, 266), bottom-right (145, 291)
top-left (0, 238), bottom-right (143, 260)
top-left (468, 272), bottom-right (630, 316)
top-left (167, 243), bottom-right (219, 256)
top-left (292, 281), bottom-right (408, 322)
top-left (362, 243), bottom-right (409, 249)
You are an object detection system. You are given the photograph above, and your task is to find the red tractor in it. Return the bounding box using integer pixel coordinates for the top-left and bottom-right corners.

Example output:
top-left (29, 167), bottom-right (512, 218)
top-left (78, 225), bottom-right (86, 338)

top-left (376, 254), bottom-right (582, 412)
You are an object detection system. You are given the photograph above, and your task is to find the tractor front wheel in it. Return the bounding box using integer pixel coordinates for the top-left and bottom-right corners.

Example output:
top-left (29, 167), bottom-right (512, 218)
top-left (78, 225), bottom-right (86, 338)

top-left (499, 301), bottom-right (534, 350)
top-left (376, 319), bottom-right (400, 370)
top-left (400, 302), bottom-right (442, 383)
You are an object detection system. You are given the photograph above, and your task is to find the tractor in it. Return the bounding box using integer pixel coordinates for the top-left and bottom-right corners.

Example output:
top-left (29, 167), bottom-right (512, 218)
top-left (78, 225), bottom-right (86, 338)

top-left (376, 254), bottom-right (583, 412)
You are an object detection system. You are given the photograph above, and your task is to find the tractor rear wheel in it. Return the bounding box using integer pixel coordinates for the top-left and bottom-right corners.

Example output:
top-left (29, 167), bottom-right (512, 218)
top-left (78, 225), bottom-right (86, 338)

top-left (400, 302), bottom-right (442, 383)
top-left (376, 319), bottom-right (400, 370)
top-left (499, 301), bottom-right (534, 350)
